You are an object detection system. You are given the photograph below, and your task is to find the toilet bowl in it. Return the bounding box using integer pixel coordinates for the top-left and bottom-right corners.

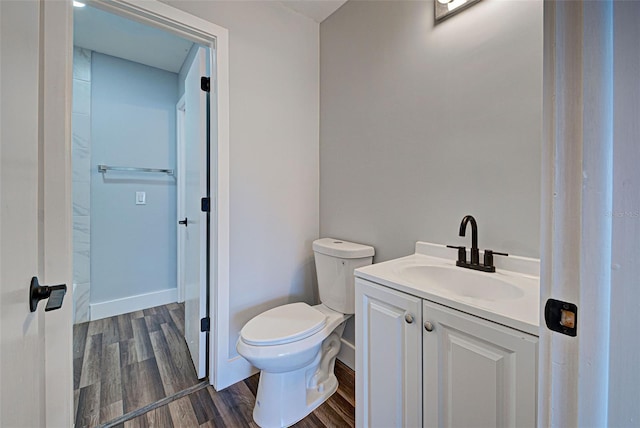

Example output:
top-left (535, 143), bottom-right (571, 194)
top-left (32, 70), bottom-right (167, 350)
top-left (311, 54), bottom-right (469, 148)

top-left (237, 303), bottom-right (349, 427)
top-left (236, 238), bottom-right (374, 428)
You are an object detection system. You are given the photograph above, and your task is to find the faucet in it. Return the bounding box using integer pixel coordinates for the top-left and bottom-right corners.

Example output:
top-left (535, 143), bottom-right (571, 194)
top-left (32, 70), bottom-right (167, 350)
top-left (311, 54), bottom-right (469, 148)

top-left (459, 215), bottom-right (479, 265)
top-left (447, 215), bottom-right (508, 273)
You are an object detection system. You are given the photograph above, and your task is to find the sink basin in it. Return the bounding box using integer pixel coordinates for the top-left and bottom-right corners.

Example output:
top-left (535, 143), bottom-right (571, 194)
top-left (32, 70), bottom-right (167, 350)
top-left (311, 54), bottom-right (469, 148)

top-left (397, 265), bottom-right (524, 300)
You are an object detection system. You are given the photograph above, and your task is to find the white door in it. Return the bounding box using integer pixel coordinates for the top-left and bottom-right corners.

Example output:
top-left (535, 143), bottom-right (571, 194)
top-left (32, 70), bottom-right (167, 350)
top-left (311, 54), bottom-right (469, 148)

top-left (422, 300), bottom-right (538, 428)
top-left (176, 97), bottom-right (186, 303)
top-left (1, 0), bottom-right (72, 426)
top-left (183, 47), bottom-right (208, 379)
top-left (355, 279), bottom-right (422, 428)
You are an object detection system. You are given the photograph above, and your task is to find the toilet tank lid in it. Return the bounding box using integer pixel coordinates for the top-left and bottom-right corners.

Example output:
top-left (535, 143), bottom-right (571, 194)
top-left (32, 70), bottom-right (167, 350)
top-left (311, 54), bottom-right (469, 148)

top-left (313, 238), bottom-right (374, 259)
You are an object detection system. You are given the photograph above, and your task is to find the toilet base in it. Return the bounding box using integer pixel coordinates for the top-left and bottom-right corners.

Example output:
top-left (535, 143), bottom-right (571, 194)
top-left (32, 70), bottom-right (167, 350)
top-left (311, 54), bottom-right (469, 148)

top-left (252, 330), bottom-right (344, 427)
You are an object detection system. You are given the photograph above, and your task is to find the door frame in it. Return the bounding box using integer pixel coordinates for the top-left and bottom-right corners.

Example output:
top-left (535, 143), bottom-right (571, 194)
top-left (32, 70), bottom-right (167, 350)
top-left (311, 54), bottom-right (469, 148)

top-left (63, 0), bottom-right (234, 390)
top-left (42, 1), bottom-right (74, 425)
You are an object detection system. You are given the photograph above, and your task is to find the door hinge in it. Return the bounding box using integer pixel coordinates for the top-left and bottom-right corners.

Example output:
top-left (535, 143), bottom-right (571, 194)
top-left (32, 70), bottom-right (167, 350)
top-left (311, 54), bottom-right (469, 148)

top-left (201, 76), bottom-right (210, 93)
top-left (200, 317), bottom-right (210, 332)
top-left (201, 197), bottom-right (210, 212)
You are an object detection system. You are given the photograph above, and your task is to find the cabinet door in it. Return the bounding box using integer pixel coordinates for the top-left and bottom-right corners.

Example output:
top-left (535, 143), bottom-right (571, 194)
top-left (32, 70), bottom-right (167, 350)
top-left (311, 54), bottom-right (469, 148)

top-left (356, 279), bottom-right (422, 428)
top-left (423, 300), bottom-right (538, 428)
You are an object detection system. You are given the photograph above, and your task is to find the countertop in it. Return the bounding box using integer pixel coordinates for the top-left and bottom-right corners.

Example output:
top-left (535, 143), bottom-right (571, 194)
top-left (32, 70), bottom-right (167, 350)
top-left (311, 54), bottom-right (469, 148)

top-left (355, 242), bottom-right (540, 336)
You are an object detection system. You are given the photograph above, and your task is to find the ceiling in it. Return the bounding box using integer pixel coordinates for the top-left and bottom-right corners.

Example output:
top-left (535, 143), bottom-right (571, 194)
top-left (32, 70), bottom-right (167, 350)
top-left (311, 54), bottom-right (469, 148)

top-left (73, 5), bottom-right (193, 73)
top-left (73, 1), bottom-right (347, 74)
top-left (279, 1), bottom-right (348, 23)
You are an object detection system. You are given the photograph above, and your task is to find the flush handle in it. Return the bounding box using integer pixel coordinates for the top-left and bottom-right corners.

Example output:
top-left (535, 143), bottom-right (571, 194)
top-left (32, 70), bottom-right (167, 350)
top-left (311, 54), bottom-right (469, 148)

top-left (404, 313), bottom-right (414, 324)
top-left (424, 321), bottom-right (434, 332)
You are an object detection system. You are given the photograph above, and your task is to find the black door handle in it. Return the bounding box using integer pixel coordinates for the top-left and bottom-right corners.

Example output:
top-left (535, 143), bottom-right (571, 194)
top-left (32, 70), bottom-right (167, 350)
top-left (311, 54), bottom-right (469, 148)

top-left (178, 217), bottom-right (188, 226)
top-left (29, 277), bottom-right (67, 312)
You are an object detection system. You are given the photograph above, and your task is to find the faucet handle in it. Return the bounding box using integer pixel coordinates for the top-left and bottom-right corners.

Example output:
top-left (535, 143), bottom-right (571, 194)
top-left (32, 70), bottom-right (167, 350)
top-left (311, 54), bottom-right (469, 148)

top-left (446, 245), bottom-right (466, 264)
top-left (484, 249), bottom-right (508, 268)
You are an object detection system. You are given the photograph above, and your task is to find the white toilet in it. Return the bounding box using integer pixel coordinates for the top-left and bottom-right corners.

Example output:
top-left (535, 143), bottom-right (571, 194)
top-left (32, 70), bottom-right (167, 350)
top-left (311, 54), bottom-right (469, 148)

top-left (236, 238), bottom-right (374, 428)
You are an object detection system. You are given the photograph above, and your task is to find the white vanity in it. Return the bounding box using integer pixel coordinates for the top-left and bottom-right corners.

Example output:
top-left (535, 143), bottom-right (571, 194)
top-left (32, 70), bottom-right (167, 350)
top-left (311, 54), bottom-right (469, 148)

top-left (354, 242), bottom-right (540, 428)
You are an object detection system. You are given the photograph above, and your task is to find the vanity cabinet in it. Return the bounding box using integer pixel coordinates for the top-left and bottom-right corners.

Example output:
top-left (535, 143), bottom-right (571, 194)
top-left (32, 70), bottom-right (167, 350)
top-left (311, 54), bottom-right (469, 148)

top-left (355, 278), bottom-right (422, 428)
top-left (422, 299), bottom-right (538, 428)
top-left (356, 278), bottom-right (538, 428)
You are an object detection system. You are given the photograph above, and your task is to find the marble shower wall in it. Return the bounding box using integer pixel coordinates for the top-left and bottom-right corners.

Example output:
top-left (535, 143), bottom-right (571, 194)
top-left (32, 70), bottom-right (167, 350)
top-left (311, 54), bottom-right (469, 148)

top-left (72, 47), bottom-right (92, 323)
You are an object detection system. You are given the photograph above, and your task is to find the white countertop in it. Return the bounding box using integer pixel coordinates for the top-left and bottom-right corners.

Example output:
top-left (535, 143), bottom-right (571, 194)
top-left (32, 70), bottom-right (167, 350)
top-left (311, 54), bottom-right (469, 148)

top-left (355, 242), bottom-right (541, 336)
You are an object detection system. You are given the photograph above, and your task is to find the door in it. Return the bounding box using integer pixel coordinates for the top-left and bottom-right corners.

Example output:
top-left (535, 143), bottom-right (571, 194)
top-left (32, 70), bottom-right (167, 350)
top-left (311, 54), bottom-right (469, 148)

top-left (355, 279), bottom-right (422, 428)
top-left (0, 2), bottom-right (46, 424)
top-left (176, 97), bottom-right (186, 303)
top-left (422, 300), bottom-right (538, 428)
top-left (183, 47), bottom-right (208, 379)
top-left (1, 0), bottom-right (72, 426)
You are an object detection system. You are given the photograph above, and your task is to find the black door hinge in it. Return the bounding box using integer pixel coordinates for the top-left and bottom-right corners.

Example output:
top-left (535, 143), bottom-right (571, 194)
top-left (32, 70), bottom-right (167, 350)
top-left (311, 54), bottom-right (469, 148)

top-left (201, 197), bottom-right (210, 212)
top-left (200, 317), bottom-right (210, 332)
top-left (201, 76), bottom-right (210, 93)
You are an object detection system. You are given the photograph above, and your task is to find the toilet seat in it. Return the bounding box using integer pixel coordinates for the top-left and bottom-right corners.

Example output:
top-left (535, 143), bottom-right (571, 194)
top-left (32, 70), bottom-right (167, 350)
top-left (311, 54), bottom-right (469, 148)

top-left (240, 302), bottom-right (327, 346)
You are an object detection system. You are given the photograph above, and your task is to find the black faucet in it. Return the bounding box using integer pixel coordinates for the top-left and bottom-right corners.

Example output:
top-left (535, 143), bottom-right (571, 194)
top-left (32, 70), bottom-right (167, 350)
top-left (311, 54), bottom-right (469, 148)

top-left (447, 215), bottom-right (508, 273)
top-left (459, 215), bottom-right (479, 265)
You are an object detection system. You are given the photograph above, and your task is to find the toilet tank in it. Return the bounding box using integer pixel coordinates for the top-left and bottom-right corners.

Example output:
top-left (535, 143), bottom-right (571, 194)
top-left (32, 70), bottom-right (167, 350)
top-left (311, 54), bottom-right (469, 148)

top-left (313, 238), bottom-right (374, 314)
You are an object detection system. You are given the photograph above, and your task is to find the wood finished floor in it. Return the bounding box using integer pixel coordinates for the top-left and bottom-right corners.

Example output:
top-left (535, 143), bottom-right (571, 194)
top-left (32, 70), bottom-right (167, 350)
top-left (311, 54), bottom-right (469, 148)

top-left (75, 304), bottom-right (355, 428)
top-left (74, 303), bottom-right (200, 428)
top-left (113, 360), bottom-right (355, 428)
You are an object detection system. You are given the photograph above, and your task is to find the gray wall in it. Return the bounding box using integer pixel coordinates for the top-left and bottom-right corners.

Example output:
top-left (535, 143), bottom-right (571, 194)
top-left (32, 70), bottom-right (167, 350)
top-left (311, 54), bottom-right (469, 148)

top-left (609, 1), bottom-right (640, 425)
top-left (320, 0), bottom-right (543, 265)
top-left (166, 1), bottom-right (320, 359)
top-left (90, 53), bottom-right (179, 304)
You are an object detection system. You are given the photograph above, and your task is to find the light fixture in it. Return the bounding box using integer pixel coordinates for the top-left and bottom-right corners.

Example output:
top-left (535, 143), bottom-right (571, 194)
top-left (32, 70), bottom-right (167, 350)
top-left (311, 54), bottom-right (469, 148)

top-left (434, 0), bottom-right (480, 22)
top-left (73, 1), bottom-right (86, 7)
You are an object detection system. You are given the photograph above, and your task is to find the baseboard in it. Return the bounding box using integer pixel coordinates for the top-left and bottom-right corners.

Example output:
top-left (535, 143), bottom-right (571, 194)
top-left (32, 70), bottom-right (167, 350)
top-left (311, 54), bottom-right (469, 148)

top-left (337, 338), bottom-right (355, 371)
top-left (90, 288), bottom-right (177, 320)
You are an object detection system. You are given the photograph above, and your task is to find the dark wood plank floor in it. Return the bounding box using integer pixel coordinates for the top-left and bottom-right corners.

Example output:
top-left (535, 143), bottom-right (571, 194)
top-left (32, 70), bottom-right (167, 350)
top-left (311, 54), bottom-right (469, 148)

top-left (115, 360), bottom-right (355, 428)
top-left (74, 303), bottom-right (199, 428)
top-left (76, 303), bottom-right (355, 427)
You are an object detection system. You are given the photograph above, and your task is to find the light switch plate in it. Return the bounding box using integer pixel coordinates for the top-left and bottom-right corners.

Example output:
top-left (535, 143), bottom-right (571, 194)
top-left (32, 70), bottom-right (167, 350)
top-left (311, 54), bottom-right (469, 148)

top-left (136, 191), bottom-right (146, 205)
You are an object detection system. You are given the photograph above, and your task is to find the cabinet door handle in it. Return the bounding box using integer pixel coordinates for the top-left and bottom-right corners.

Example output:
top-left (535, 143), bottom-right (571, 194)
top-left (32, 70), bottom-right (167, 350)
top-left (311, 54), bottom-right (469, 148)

top-left (404, 313), bottom-right (414, 324)
top-left (424, 321), bottom-right (434, 332)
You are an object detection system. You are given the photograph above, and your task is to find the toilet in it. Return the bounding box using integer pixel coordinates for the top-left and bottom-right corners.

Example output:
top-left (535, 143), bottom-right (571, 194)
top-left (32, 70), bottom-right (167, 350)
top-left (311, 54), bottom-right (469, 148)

top-left (236, 238), bottom-right (374, 428)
